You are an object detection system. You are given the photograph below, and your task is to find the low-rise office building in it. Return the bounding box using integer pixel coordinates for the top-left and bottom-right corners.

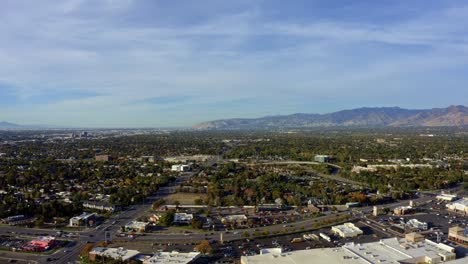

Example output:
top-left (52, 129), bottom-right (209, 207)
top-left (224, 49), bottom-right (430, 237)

top-left (69, 212), bottom-right (96, 227)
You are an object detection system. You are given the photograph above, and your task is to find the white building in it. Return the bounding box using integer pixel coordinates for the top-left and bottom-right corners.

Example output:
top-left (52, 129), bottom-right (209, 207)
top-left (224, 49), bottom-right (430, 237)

top-left (436, 194), bottom-right (458, 202)
top-left (406, 218), bottom-right (429, 230)
top-left (171, 164), bottom-right (191, 172)
top-left (446, 198), bottom-right (468, 214)
top-left (331, 223), bottom-right (363, 238)
top-left (83, 201), bottom-right (117, 212)
top-left (241, 236), bottom-right (458, 264)
top-left (89, 247), bottom-right (140, 262)
top-left (143, 251), bottom-right (200, 264)
top-left (69, 212), bottom-right (96, 227)
top-left (124, 221), bottom-right (149, 232)
top-left (173, 213), bottom-right (193, 225)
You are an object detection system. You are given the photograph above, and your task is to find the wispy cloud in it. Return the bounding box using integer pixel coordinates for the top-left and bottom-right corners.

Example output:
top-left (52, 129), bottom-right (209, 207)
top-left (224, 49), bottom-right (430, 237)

top-left (0, 0), bottom-right (467, 127)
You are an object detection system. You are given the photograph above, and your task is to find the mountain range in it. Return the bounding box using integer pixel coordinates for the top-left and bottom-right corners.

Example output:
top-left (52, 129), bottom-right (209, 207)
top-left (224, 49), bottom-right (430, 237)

top-left (0, 121), bottom-right (23, 129)
top-left (194, 105), bottom-right (468, 130)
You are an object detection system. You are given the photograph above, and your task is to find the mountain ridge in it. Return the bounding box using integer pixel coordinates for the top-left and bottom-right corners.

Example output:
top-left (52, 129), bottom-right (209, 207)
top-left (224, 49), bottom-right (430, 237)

top-left (193, 105), bottom-right (468, 130)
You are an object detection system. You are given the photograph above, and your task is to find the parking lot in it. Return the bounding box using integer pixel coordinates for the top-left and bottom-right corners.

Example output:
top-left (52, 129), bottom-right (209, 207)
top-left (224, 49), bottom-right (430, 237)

top-left (0, 236), bottom-right (29, 251)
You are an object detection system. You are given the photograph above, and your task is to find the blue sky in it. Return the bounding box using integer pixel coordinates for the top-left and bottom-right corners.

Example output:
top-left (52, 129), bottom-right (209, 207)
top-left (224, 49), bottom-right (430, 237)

top-left (0, 0), bottom-right (467, 127)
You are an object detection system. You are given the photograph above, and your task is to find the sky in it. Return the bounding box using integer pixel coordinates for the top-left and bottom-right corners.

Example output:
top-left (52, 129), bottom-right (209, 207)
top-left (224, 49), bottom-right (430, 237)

top-left (0, 0), bottom-right (467, 127)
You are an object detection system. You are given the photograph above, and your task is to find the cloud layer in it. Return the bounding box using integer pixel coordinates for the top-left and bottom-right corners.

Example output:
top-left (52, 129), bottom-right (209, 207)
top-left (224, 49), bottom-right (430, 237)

top-left (0, 0), bottom-right (467, 127)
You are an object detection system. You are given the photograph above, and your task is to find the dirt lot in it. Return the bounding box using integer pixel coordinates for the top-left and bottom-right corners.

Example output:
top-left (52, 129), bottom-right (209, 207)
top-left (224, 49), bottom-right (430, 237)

top-left (164, 193), bottom-right (207, 205)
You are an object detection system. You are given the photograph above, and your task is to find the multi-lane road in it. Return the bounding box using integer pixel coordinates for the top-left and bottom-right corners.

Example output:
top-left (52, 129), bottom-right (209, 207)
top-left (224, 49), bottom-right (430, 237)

top-left (0, 171), bottom-right (195, 264)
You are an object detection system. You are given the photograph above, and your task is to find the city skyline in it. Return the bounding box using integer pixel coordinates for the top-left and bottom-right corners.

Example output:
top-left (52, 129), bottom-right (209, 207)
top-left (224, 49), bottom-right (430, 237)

top-left (1, 0), bottom-right (468, 127)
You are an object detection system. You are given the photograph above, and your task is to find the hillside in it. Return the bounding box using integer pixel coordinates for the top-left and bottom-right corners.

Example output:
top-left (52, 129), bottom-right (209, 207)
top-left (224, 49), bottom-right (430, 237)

top-left (194, 105), bottom-right (468, 130)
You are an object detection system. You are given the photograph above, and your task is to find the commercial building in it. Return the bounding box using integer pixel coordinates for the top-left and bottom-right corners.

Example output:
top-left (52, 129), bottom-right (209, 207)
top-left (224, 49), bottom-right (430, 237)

top-left (394, 205), bottom-right (414, 215)
top-left (69, 212), bottom-right (96, 227)
top-left (143, 251), bottom-right (200, 264)
top-left (406, 219), bottom-right (429, 230)
top-left (173, 213), bottom-right (193, 225)
top-left (95, 155), bottom-right (112, 162)
top-left (89, 247), bottom-right (140, 262)
top-left (139, 156), bottom-right (164, 163)
top-left (221, 215), bottom-right (248, 226)
top-left (331, 223), bottom-right (363, 238)
top-left (83, 201), bottom-right (118, 212)
top-left (171, 164), bottom-right (191, 172)
top-left (241, 236), bottom-right (458, 264)
top-left (314, 155), bottom-right (330, 163)
top-left (124, 221), bottom-right (149, 232)
top-left (436, 194), bottom-right (458, 202)
top-left (1, 215), bottom-right (34, 225)
top-left (446, 198), bottom-right (468, 214)
top-left (22, 236), bottom-right (56, 252)
top-left (448, 226), bottom-right (468, 245)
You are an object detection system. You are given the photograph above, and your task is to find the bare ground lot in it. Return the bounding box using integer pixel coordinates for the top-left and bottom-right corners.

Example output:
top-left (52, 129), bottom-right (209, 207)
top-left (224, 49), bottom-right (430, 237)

top-left (164, 193), bottom-right (207, 205)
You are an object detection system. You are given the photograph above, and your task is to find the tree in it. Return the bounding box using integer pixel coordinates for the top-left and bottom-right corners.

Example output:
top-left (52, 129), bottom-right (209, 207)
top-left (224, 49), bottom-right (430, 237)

top-left (159, 211), bottom-right (175, 226)
top-left (191, 218), bottom-right (203, 229)
top-left (194, 240), bottom-right (213, 255)
top-left (80, 243), bottom-right (95, 257)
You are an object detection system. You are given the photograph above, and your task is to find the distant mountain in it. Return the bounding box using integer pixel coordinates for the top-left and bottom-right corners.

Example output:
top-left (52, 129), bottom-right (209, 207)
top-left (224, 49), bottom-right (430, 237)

top-left (0, 121), bottom-right (23, 128)
top-left (193, 105), bottom-right (468, 130)
top-left (0, 121), bottom-right (56, 129)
